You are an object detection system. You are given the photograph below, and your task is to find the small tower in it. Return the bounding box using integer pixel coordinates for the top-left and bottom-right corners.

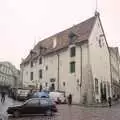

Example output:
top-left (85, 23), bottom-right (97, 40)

top-left (95, 11), bottom-right (100, 17)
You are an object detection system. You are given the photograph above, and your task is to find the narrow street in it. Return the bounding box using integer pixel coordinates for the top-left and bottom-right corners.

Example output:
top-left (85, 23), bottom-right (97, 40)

top-left (1, 96), bottom-right (120, 120)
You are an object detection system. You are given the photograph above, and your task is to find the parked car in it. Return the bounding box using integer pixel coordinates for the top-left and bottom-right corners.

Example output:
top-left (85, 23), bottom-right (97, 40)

top-left (32, 91), bottom-right (49, 98)
top-left (7, 98), bottom-right (58, 117)
top-left (16, 89), bottom-right (30, 101)
top-left (49, 92), bottom-right (66, 104)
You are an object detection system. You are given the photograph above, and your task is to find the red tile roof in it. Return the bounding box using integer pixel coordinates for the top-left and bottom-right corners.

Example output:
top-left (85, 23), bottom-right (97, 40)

top-left (21, 16), bottom-right (96, 65)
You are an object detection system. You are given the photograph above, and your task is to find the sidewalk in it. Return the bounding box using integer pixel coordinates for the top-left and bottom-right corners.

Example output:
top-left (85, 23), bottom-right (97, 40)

top-left (71, 99), bottom-right (120, 108)
top-left (79, 99), bottom-right (120, 108)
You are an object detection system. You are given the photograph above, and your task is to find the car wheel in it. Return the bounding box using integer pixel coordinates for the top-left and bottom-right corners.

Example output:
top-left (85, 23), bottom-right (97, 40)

top-left (13, 110), bottom-right (20, 118)
top-left (46, 110), bottom-right (52, 116)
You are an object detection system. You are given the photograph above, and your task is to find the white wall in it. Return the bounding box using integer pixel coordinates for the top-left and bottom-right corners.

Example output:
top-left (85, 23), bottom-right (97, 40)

top-left (58, 43), bottom-right (89, 104)
top-left (89, 16), bottom-right (112, 102)
top-left (22, 43), bottom-right (90, 104)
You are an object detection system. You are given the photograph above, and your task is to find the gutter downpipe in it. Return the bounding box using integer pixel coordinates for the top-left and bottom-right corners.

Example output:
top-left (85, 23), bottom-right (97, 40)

top-left (80, 45), bottom-right (82, 104)
top-left (108, 49), bottom-right (113, 97)
top-left (57, 54), bottom-right (60, 91)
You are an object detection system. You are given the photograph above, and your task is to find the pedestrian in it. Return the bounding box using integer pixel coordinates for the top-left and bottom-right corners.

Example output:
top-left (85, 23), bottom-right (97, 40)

top-left (1, 91), bottom-right (6, 103)
top-left (108, 96), bottom-right (112, 108)
top-left (68, 93), bottom-right (72, 105)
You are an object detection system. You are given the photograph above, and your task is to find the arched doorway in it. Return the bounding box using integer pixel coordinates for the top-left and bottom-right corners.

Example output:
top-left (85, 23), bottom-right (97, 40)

top-left (100, 82), bottom-right (107, 103)
top-left (103, 84), bottom-right (107, 101)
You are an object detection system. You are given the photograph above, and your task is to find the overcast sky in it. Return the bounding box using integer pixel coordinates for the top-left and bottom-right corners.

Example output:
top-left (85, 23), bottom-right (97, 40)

top-left (0, 0), bottom-right (120, 69)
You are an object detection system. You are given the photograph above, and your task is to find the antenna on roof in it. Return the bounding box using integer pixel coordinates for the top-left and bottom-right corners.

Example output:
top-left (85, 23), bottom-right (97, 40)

top-left (94, 0), bottom-right (100, 16)
top-left (95, 0), bottom-right (98, 12)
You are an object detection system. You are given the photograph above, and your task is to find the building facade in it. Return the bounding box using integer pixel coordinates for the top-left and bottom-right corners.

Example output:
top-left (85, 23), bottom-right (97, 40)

top-left (0, 62), bottom-right (20, 88)
top-left (20, 12), bottom-right (112, 104)
top-left (109, 47), bottom-right (120, 98)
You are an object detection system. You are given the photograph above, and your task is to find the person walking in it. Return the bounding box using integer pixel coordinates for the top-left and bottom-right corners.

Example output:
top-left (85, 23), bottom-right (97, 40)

top-left (108, 96), bottom-right (112, 108)
top-left (1, 91), bottom-right (6, 103)
top-left (68, 93), bottom-right (72, 105)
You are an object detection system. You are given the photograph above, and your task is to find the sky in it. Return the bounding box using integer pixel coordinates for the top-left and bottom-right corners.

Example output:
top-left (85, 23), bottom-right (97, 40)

top-left (0, 0), bottom-right (120, 69)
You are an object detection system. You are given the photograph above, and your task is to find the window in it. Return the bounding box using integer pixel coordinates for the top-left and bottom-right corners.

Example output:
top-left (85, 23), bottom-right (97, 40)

top-left (70, 61), bottom-right (75, 73)
top-left (99, 35), bottom-right (104, 48)
top-left (39, 57), bottom-right (42, 64)
top-left (69, 32), bottom-right (77, 43)
top-left (26, 99), bottom-right (39, 106)
top-left (63, 82), bottom-right (65, 86)
top-left (99, 39), bottom-right (102, 48)
top-left (70, 47), bottom-right (76, 57)
top-left (45, 82), bottom-right (48, 87)
top-left (46, 65), bottom-right (48, 70)
top-left (31, 61), bottom-right (33, 67)
top-left (95, 78), bottom-right (99, 94)
top-left (30, 72), bottom-right (33, 80)
top-left (39, 69), bottom-right (42, 79)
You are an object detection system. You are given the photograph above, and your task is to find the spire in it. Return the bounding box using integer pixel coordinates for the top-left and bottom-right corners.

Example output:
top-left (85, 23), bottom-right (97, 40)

top-left (94, 0), bottom-right (100, 17)
top-left (95, 0), bottom-right (98, 12)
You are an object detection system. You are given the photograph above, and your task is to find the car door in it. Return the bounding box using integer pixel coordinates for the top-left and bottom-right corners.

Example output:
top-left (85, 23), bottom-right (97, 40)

top-left (39, 99), bottom-right (49, 114)
top-left (21, 99), bottom-right (40, 114)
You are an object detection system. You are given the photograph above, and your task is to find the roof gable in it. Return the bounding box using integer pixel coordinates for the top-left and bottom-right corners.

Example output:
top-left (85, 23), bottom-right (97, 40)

top-left (22, 16), bottom-right (96, 65)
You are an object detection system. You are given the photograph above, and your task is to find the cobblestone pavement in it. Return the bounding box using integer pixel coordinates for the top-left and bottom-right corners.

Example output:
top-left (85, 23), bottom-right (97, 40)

top-left (1, 96), bottom-right (120, 120)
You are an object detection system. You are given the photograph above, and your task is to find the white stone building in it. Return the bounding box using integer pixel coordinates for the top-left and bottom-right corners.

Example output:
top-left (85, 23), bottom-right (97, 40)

top-left (0, 62), bottom-right (20, 88)
top-left (109, 47), bottom-right (120, 97)
top-left (20, 12), bottom-right (112, 104)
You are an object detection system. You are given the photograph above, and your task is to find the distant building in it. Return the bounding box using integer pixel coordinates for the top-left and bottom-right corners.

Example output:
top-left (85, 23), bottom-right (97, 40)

top-left (109, 47), bottom-right (120, 97)
top-left (0, 62), bottom-right (20, 88)
top-left (20, 12), bottom-right (112, 104)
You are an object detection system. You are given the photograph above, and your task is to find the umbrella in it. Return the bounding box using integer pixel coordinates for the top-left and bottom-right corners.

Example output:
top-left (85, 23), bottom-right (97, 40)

top-left (32, 91), bottom-right (49, 98)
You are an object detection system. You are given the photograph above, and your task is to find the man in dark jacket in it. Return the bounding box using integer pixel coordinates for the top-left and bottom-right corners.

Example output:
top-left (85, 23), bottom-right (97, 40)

top-left (1, 91), bottom-right (6, 103)
top-left (68, 94), bottom-right (72, 105)
top-left (108, 96), bottom-right (112, 108)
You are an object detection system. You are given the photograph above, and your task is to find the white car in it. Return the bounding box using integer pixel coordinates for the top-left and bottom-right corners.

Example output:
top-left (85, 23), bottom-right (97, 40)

top-left (49, 92), bottom-right (66, 104)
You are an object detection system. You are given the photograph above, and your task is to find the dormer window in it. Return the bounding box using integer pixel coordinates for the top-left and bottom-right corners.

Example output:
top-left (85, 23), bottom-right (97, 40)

top-left (53, 38), bottom-right (57, 48)
top-left (69, 32), bottom-right (77, 44)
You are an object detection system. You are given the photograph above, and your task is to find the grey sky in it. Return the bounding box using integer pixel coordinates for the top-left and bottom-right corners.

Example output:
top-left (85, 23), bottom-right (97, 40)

top-left (0, 0), bottom-right (119, 69)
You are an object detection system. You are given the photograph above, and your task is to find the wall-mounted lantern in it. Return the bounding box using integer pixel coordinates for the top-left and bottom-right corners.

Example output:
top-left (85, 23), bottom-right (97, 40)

top-left (77, 79), bottom-right (82, 88)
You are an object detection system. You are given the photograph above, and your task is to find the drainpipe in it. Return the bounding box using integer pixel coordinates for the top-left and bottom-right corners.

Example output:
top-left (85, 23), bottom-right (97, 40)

top-left (80, 45), bottom-right (82, 104)
top-left (57, 54), bottom-right (60, 91)
top-left (109, 49), bottom-right (113, 97)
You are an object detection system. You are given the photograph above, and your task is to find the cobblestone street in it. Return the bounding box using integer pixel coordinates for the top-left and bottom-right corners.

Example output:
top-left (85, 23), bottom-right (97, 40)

top-left (1, 96), bottom-right (120, 120)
